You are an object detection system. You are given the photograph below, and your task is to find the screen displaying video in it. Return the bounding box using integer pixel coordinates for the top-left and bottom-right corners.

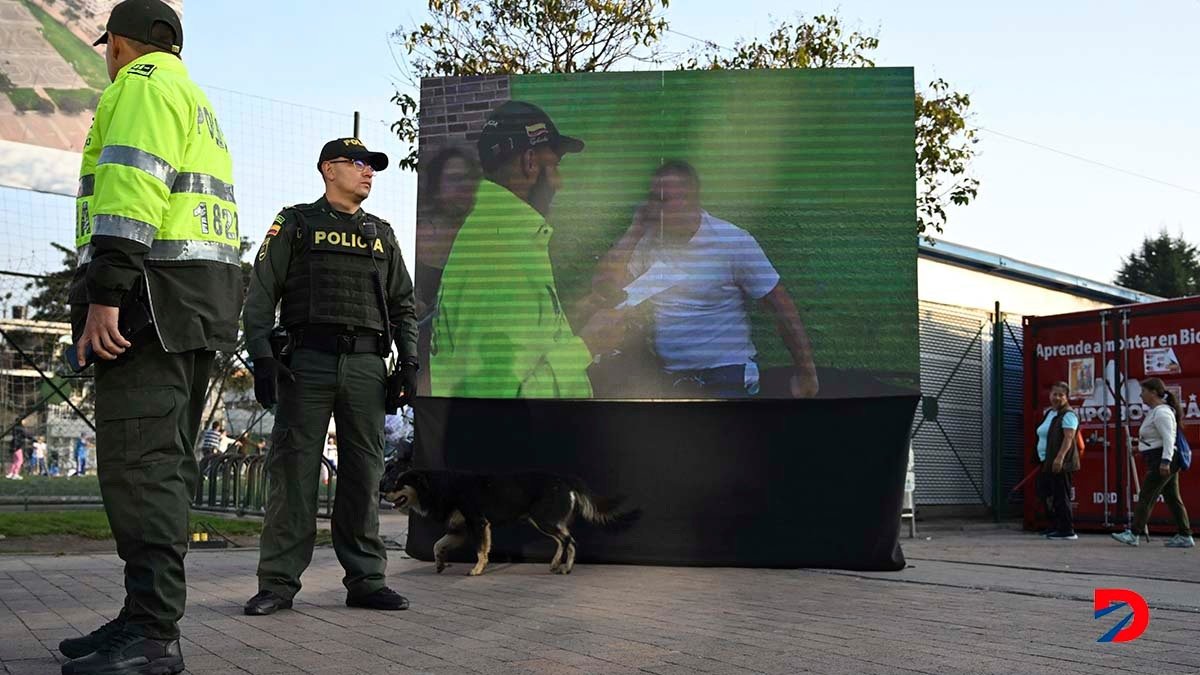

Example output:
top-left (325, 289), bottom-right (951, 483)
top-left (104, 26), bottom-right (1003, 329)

top-left (416, 69), bottom-right (918, 400)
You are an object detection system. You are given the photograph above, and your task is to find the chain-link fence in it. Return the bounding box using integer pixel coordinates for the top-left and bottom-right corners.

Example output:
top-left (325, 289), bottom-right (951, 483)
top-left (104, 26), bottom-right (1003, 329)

top-left (0, 85), bottom-right (413, 491)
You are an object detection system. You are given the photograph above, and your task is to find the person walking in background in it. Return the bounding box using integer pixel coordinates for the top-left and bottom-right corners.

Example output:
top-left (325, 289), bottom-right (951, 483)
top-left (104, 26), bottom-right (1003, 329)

top-left (74, 434), bottom-right (92, 476)
top-left (1111, 378), bottom-right (1193, 548)
top-left (198, 420), bottom-right (224, 459)
top-left (1034, 382), bottom-right (1080, 540)
top-left (32, 436), bottom-right (48, 476)
top-left (321, 433), bottom-right (337, 486)
top-left (6, 420), bottom-right (27, 480)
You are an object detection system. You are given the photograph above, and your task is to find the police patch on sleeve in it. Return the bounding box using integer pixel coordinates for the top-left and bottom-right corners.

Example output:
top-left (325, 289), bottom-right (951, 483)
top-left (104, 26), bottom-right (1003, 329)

top-left (129, 63), bottom-right (157, 78)
top-left (266, 213), bottom-right (284, 238)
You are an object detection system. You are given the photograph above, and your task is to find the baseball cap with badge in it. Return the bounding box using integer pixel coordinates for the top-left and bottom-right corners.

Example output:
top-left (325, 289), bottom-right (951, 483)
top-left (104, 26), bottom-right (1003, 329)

top-left (318, 138), bottom-right (389, 172)
top-left (476, 101), bottom-right (585, 171)
top-left (93, 0), bottom-right (183, 55)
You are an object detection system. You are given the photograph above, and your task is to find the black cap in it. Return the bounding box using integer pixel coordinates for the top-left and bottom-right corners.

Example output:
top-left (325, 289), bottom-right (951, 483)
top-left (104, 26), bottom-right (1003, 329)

top-left (318, 138), bottom-right (389, 172)
top-left (476, 100), bottom-right (585, 171)
top-left (93, 0), bottom-right (183, 55)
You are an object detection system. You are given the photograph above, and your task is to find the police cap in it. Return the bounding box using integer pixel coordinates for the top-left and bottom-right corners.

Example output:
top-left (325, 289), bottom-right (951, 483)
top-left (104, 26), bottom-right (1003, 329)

top-left (318, 138), bottom-right (389, 172)
top-left (476, 100), bottom-right (584, 172)
top-left (93, 0), bottom-right (183, 55)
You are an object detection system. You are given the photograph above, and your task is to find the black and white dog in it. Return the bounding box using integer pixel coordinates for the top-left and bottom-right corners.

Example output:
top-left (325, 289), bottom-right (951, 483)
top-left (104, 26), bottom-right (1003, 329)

top-left (380, 467), bottom-right (639, 576)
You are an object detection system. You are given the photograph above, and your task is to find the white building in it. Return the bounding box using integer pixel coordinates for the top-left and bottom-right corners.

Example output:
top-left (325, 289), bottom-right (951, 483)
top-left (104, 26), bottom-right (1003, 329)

top-left (913, 239), bottom-right (1156, 515)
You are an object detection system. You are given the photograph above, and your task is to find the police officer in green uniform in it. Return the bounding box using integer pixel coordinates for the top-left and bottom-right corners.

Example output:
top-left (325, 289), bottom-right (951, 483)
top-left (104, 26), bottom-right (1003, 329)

top-left (59, 2), bottom-right (242, 674)
top-left (241, 138), bottom-right (418, 616)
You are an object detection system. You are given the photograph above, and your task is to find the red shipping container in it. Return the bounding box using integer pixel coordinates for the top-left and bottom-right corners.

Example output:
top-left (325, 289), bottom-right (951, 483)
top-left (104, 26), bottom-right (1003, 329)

top-left (1023, 297), bottom-right (1200, 534)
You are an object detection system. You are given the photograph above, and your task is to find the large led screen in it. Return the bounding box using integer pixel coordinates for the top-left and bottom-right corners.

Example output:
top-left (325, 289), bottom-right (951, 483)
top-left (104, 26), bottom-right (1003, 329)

top-left (416, 69), bottom-right (918, 399)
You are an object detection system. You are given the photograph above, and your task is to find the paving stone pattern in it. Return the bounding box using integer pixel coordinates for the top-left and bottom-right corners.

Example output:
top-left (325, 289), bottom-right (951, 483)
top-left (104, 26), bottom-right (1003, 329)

top-left (1, 521), bottom-right (1194, 674)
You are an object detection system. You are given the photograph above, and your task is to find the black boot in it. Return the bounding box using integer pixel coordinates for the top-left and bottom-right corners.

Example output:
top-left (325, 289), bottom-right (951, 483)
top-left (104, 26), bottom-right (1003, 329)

top-left (61, 629), bottom-right (183, 675)
top-left (243, 590), bottom-right (293, 616)
top-left (59, 610), bottom-right (126, 659)
top-left (346, 586), bottom-right (409, 610)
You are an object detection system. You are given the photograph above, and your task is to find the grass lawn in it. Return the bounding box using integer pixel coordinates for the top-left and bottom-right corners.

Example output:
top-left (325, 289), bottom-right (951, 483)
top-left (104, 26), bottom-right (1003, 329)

top-left (20, 0), bottom-right (110, 90)
top-left (0, 474), bottom-right (102, 497)
top-left (0, 509), bottom-right (264, 539)
top-left (6, 87), bottom-right (55, 112)
top-left (46, 87), bottom-right (100, 113)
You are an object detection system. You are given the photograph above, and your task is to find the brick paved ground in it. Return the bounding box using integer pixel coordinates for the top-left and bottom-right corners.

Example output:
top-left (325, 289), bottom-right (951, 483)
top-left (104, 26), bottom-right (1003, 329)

top-left (1, 517), bottom-right (1195, 674)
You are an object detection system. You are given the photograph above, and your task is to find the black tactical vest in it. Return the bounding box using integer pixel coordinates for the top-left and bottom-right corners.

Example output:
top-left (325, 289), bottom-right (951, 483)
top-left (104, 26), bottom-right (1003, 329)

top-left (279, 202), bottom-right (391, 333)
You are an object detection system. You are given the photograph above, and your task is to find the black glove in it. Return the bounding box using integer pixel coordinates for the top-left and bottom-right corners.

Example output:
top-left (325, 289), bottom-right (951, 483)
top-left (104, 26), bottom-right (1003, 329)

top-left (400, 360), bottom-right (419, 406)
top-left (387, 359), bottom-right (419, 413)
top-left (252, 357), bottom-right (293, 409)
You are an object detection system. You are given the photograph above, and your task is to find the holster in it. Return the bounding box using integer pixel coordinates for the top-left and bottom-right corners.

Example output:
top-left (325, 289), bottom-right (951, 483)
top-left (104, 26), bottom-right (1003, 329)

top-left (268, 326), bottom-right (293, 367)
top-left (119, 281), bottom-right (155, 345)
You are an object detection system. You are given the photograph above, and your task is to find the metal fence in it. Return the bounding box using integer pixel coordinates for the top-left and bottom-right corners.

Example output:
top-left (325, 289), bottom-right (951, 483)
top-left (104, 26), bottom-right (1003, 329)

top-left (0, 84), bottom-right (413, 480)
top-left (912, 299), bottom-right (1027, 516)
top-left (191, 452), bottom-right (337, 518)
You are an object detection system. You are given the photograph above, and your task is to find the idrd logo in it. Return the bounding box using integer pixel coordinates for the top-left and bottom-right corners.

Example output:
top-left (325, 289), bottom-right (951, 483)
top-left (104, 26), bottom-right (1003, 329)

top-left (1094, 589), bottom-right (1149, 643)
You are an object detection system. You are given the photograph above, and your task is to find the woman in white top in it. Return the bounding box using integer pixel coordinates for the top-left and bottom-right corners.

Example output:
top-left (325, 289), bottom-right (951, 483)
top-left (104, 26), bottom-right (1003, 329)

top-left (321, 434), bottom-right (337, 485)
top-left (32, 437), bottom-right (48, 476)
top-left (1112, 377), bottom-right (1193, 548)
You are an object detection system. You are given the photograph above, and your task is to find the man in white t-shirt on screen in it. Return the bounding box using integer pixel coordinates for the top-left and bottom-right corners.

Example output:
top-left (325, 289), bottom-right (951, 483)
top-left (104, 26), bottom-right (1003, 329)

top-left (592, 160), bottom-right (818, 398)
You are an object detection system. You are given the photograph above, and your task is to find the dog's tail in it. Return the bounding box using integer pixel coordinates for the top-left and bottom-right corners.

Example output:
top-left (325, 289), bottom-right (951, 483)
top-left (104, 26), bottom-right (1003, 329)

top-left (572, 484), bottom-right (642, 530)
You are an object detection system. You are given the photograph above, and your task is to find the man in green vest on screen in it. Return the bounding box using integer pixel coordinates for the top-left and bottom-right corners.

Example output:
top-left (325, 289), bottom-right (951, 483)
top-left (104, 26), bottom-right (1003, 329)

top-left (431, 101), bottom-right (626, 398)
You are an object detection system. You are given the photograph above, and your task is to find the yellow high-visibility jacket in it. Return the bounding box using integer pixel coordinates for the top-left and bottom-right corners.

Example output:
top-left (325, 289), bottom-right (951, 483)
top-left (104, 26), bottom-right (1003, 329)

top-left (431, 180), bottom-right (593, 398)
top-left (73, 51), bottom-right (242, 352)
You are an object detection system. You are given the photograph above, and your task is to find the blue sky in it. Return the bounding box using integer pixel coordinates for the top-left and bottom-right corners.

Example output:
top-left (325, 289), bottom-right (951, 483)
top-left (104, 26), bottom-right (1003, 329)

top-left (180, 0), bottom-right (1198, 283)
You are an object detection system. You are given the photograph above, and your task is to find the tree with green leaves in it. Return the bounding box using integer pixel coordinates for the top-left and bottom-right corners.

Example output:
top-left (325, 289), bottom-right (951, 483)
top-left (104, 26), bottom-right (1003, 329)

top-left (24, 242), bottom-right (77, 322)
top-left (392, 2), bottom-right (978, 237)
top-left (200, 237), bottom-right (256, 429)
top-left (391, 0), bottom-right (670, 169)
top-left (1115, 231), bottom-right (1200, 299)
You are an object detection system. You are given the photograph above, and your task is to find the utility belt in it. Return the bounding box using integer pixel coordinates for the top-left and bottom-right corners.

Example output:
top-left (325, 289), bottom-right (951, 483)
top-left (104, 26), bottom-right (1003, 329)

top-left (290, 325), bottom-right (388, 356)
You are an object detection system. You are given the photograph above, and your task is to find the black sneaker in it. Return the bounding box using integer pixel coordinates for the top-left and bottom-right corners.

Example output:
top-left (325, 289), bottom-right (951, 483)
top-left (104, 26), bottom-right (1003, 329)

top-left (59, 611), bottom-right (126, 659)
top-left (61, 629), bottom-right (183, 675)
top-left (243, 590), bottom-right (293, 616)
top-left (346, 586), bottom-right (409, 611)
top-left (1046, 531), bottom-right (1079, 540)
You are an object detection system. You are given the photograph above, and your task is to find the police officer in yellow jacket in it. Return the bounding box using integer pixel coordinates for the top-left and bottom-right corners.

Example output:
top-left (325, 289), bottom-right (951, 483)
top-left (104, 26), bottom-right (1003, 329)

top-left (60, 2), bottom-right (242, 674)
top-left (432, 101), bottom-right (626, 397)
top-left (241, 138), bottom-right (418, 616)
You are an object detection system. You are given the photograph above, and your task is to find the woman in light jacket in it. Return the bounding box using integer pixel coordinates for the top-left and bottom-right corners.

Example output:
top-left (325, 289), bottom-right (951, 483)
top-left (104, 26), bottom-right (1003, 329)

top-left (1111, 377), bottom-right (1193, 548)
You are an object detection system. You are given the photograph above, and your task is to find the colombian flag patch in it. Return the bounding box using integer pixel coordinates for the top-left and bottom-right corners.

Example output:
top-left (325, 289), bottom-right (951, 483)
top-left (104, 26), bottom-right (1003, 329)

top-left (266, 213), bottom-right (284, 238)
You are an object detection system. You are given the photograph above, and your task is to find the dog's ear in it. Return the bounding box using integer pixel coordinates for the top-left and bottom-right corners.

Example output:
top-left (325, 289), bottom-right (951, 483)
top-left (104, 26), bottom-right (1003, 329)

top-left (396, 469), bottom-right (418, 489)
top-left (411, 470), bottom-right (431, 495)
